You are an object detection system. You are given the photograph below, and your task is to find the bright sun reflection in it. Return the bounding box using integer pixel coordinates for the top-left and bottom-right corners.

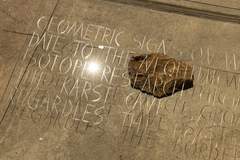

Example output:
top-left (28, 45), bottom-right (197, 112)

top-left (87, 61), bottom-right (100, 74)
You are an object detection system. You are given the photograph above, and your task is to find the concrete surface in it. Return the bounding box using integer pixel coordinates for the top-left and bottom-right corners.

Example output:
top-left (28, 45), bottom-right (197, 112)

top-left (0, 0), bottom-right (240, 160)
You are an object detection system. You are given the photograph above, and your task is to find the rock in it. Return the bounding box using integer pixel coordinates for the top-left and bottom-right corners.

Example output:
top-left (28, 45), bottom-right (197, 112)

top-left (128, 53), bottom-right (194, 98)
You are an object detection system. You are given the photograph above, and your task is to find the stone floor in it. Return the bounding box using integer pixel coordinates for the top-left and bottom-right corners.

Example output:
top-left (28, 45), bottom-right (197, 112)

top-left (0, 0), bottom-right (240, 159)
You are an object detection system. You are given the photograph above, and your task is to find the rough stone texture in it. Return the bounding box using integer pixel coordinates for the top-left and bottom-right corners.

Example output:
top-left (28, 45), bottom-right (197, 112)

top-left (128, 53), bottom-right (194, 98)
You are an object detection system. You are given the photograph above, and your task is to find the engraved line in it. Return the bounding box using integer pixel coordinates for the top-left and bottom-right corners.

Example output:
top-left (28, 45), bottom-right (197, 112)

top-left (2, 29), bottom-right (33, 36)
top-left (103, 0), bottom-right (240, 24)
top-left (0, 0), bottom-right (60, 125)
top-left (181, 0), bottom-right (240, 11)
